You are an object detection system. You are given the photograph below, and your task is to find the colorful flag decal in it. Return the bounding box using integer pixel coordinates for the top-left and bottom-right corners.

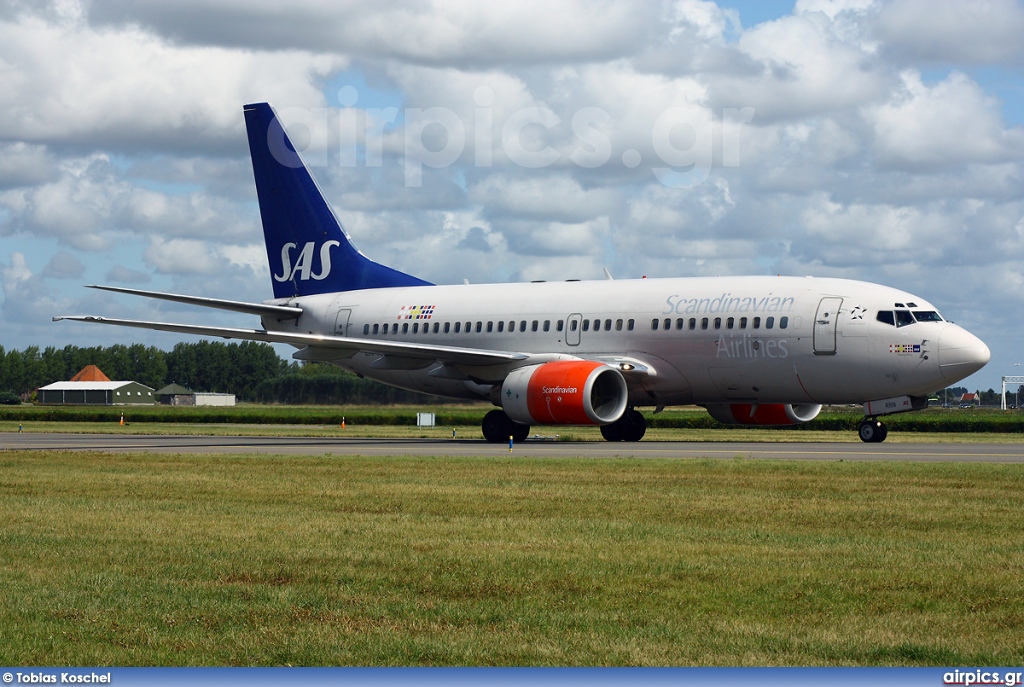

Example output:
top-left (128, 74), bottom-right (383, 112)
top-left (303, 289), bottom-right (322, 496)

top-left (399, 305), bottom-right (435, 320)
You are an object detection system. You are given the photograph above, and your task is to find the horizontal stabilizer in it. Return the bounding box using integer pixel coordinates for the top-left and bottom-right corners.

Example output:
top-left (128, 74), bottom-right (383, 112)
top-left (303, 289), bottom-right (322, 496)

top-left (88, 285), bottom-right (303, 319)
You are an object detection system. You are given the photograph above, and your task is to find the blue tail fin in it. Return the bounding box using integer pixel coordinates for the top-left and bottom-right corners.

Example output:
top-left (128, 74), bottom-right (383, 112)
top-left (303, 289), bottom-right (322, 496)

top-left (243, 102), bottom-right (432, 298)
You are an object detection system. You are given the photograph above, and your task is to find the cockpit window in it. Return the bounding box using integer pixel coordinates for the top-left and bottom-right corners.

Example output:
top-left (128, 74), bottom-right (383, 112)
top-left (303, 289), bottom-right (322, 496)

top-left (913, 310), bottom-right (943, 322)
top-left (876, 311), bottom-right (895, 326)
top-left (895, 310), bottom-right (915, 327)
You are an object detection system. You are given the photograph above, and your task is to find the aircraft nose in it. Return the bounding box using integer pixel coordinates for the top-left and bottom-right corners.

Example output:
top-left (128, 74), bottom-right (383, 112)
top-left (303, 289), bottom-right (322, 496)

top-left (938, 326), bottom-right (990, 382)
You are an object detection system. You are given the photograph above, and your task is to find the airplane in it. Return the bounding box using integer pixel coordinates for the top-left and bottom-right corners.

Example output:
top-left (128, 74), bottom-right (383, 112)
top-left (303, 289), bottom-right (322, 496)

top-left (55, 102), bottom-right (991, 443)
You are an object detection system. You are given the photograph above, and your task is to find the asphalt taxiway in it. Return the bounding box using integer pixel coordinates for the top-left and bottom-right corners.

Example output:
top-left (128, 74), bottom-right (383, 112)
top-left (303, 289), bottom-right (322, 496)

top-left (3, 432), bottom-right (1023, 462)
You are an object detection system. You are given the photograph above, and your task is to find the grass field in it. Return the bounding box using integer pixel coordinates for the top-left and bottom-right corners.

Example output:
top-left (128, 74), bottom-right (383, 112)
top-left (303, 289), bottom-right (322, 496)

top-left (1, 451), bottom-right (1022, 665)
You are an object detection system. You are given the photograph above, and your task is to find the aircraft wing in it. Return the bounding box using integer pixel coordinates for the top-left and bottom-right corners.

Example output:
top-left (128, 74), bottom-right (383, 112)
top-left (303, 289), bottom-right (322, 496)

top-left (86, 285), bottom-right (303, 319)
top-left (53, 315), bottom-right (529, 367)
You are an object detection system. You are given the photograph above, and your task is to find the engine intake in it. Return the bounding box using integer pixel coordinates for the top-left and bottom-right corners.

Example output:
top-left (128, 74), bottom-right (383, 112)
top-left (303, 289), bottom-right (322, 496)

top-left (501, 361), bottom-right (628, 425)
top-left (704, 403), bottom-right (822, 426)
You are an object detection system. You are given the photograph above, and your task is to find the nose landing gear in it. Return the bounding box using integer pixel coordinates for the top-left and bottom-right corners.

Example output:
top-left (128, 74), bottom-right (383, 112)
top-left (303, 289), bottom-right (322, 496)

top-left (858, 418), bottom-right (888, 443)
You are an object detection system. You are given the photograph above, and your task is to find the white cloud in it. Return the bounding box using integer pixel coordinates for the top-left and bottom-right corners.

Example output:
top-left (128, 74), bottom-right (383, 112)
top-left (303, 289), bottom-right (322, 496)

top-left (865, 70), bottom-right (1024, 169)
top-left (104, 265), bottom-right (151, 284)
top-left (875, 0), bottom-right (1024, 65)
top-left (0, 3), bottom-right (342, 151)
top-left (42, 250), bottom-right (86, 279)
top-left (87, 0), bottom-right (656, 66)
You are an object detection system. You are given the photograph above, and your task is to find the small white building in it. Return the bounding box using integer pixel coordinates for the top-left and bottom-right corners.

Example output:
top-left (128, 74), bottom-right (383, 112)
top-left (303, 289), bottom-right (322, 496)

top-left (193, 393), bottom-right (236, 407)
top-left (155, 385), bottom-right (235, 406)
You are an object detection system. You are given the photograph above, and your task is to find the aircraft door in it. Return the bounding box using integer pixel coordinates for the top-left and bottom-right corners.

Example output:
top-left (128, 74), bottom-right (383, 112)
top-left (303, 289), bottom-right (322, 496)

top-left (335, 308), bottom-right (352, 337)
top-left (566, 313), bottom-right (582, 346)
top-left (813, 297), bottom-right (842, 355)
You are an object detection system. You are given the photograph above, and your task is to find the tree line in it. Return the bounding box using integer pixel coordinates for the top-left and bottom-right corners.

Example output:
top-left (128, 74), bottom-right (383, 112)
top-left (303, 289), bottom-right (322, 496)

top-left (0, 341), bottom-right (439, 404)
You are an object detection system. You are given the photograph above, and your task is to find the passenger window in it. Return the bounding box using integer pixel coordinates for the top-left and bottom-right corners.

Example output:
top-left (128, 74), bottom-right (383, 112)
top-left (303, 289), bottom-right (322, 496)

top-left (465, 321), bottom-right (471, 332)
top-left (753, 317), bottom-right (761, 329)
top-left (701, 317), bottom-right (708, 330)
top-left (739, 317), bottom-right (747, 329)
top-left (392, 323), bottom-right (399, 334)
top-left (652, 318), bottom-right (659, 330)
top-left (714, 317), bottom-right (722, 330)
top-left (615, 319), bottom-right (623, 331)
top-left (592, 319), bottom-right (599, 332)
top-left (583, 319), bottom-right (590, 332)
top-left (543, 320), bottom-right (551, 332)
top-left (570, 320), bottom-right (578, 331)
top-left (432, 322), bottom-right (439, 333)
top-left (520, 321), bottom-right (527, 332)
top-left (766, 317), bottom-right (774, 329)
top-left (498, 321), bottom-right (504, 332)
top-left (402, 323), bottom-right (409, 334)
top-left (532, 320), bottom-right (538, 332)
top-left (663, 318), bottom-right (671, 330)
top-left (727, 317), bottom-right (734, 329)
top-left (363, 324), bottom-right (369, 335)
top-left (627, 319), bottom-right (634, 330)
top-left (487, 321), bottom-right (493, 332)
top-left (605, 319), bottom-right (612, 331)
top-left (476, 322), bottom-right (482, 333)
top-left (454, 322), bottom-right (461, 333)
top-left (895, 310), bottom-right (915, 327)
top-left (780, 316), bottom-right (788, 329)
top-left (676, 318), bottom-right (684, 330)
top-left (557, 320), bottom-right (564, 332)
top-left (689, 318), bottom-right (696, 330)
top-left (413, 323), bottom-right (420, 333)
top-left (444, 322), bottom-right (450, 333)
top-left (372, 324), bottom-right (379, 334)
top-left (508, 321), bottom-right (515, 331)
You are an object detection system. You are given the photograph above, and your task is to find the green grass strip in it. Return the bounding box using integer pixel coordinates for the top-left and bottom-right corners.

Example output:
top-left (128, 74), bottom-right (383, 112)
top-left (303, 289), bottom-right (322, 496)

top-left (0, 404), bottom-right (1021, 433)
top-left (0, 452), bottom-right (1022, 665)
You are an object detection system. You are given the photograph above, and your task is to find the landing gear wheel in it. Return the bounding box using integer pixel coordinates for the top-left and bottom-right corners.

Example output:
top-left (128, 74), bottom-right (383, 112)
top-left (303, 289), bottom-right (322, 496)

top-left (482, 410), bottom-right (530, 444)
top-left (600, 408), bottom-right (647, 442)
top-left (858, 418), bottom-right (888, 443)
top-left (511, 421), bottom-right (530, 443)
top-left (600, 421), bottom-right (624, 442)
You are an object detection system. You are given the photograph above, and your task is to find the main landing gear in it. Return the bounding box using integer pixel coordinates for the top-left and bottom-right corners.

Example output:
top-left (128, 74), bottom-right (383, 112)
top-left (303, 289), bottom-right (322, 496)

top-left (599, 408), bottom-right (647, 442)
top-left (479, 408), bottom-right (648, 443)
top-left (858, 418), bottom-right (888, 443)
top-left (482, 409), bottom-right (530, 444)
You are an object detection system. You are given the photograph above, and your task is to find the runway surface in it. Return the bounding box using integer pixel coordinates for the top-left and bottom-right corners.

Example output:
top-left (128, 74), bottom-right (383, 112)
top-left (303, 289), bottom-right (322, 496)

top-left (3, 432), bottom-right (1023, 462)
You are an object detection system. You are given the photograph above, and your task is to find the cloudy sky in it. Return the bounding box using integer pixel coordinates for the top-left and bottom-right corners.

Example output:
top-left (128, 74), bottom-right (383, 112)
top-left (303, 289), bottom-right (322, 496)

top-left (1, 0), bottom-right (1022, 392)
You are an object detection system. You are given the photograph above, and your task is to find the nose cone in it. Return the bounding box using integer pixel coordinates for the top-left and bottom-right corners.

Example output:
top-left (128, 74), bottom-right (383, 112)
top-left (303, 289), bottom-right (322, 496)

top-left (939, 326), bottom-right (990, 382)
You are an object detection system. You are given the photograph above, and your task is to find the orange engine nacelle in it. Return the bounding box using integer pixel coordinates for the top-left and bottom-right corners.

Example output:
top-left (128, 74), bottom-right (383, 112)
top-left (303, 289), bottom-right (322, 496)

top-left (501, 361), bottom-right (628, 425)
top-left (704, 403), bottom-right (822, 426)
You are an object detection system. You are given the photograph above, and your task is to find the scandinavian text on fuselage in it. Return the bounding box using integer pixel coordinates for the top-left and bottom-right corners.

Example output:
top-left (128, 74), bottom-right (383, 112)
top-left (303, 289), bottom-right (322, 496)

top-left (662, 293), bottom-right (797, 316)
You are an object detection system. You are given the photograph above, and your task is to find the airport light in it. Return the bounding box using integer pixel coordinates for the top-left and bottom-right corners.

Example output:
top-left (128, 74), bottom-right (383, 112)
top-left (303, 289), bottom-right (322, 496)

top-left (1001, 365), bottom-right (1024, 410)
top-left (1011, 362), bottom-right (1019, 411)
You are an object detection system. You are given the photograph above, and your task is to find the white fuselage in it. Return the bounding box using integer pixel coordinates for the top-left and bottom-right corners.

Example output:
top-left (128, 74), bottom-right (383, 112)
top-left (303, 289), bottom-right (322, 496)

top-left (261, 275), bottom-right (988, 409)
